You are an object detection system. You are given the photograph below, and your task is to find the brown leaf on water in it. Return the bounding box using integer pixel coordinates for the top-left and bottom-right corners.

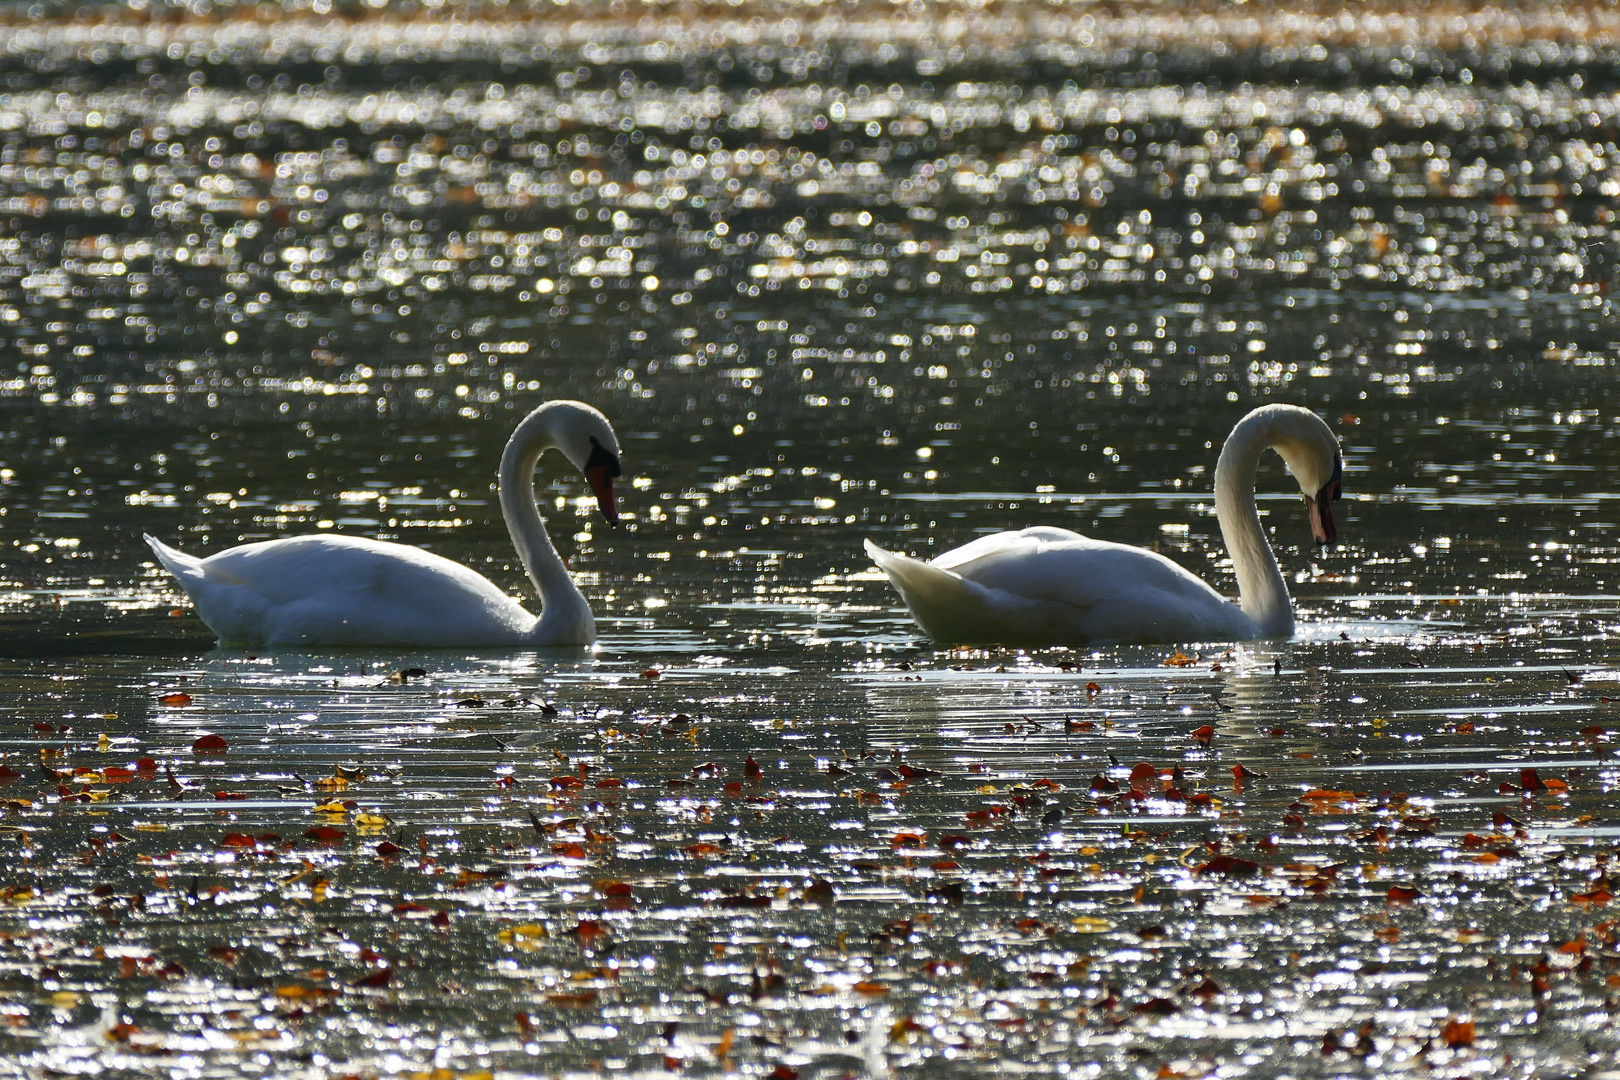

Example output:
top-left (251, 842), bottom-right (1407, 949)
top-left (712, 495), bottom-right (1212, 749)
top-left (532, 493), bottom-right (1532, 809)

top-left (1386, 885), bottom-right (1422, 904)
top-left (1163, 651), bottom-right (1195, 667)
top-left (1197, 855), bottom-right (1261, 877)
top-left (159, 693), bottom-right (193, 706)
top-left (191, 734), bottom-right (227, 753)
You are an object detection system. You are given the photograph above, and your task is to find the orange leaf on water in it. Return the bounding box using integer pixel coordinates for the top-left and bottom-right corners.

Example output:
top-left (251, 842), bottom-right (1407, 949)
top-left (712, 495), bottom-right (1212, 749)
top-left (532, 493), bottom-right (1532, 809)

top-left (1441, 1019), bottom-right (1475, 1047)
top-left (159, 693), bottom-right (193, 706)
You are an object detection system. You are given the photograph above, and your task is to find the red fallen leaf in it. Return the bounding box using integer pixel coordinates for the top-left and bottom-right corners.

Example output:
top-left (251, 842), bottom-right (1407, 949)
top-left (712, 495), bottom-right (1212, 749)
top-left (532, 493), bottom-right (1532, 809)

top-left (375, 841), bottom-right (404, 858)
top-left (1197, 855), bottom-right (1261, 877)
top-left (722, 781), bottom-right (743, 795)
top-left (1582, 726), bottom-right (1609, 739)
top-left (595, 879), bottom-right (634, 897)
top-left (1558, 938), bottom-right (1586, 954)
top-left (220, 833), bottom-right (257, 848)
top-left (595, 777), bottom-right (622, 788)
top-left (1129, 762), bottom-right (1157, 790)
top-left (192, 734), bottom-right (228, 753)
top-left (1571, 888), bottom-right (1615, 906)
top-left (551, 843), bottom-right (588, 859)
top-left (1067, 719), bottom-right (1096, 732)
top-left (0, 766), bottom-right (18, 782)
top-left (1131, 997), bottom-right (1180, 1015)
top-left (1520, 768), bottom-right (1545, 792)
top-left (1441, 1019), bottom-right (1475, 1047)
top-left (550, 775), bottom-right (583, 789)
top-left (1189, 977), bottom-right (1222, 999)
top-left (574, 919), bottom-right (607, 938)
top-left (681, 842), bottom-right (725, 858)
top-left (932, 860), bottom-right (962, 871)
top-left (302, 826), bottom-right (345, 843)
top-left (32, 723), bottom-right (58, 735)
top-left (102, 767), bottom-right (134, 782)
top-left (939, 835), bottom-right (970, 849)
top-left (135, 758), bottom-right (158, 775)
top-left (745, 755), bottom-right (762, 778)
top-left (494, 775), bottom-right (515, 789)
top-left (1190, 725), bottom-right (1215, 743)
top-left (640, 668), bottom-right (661, 680)
top-left (1386, 885), bottom-right (1422, 903)
top-left (1085, 682), bottom-right (1102, 694)
top-left (770, 1065), bottom-right (800, 1080)
top-left (160, 693), bottom-right (193, 706)
top-left (431, 910), bottom-right (450, 927)
top-left (1188, 792), bottom-right (1213, 806)
top-left (891, 832), bottom-right (927, 849)
top-left (353, 967), bottom-right (391, 988)
top-left (214, 790), bottom-right (247, 801)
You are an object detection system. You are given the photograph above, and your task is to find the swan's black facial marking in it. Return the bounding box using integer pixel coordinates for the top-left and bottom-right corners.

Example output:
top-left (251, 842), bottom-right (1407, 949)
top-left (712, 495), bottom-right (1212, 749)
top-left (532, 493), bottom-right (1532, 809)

top-left (584, 436), bottom-right (622, 526)
top-left (1305, 454), bottom-right (1343, 546)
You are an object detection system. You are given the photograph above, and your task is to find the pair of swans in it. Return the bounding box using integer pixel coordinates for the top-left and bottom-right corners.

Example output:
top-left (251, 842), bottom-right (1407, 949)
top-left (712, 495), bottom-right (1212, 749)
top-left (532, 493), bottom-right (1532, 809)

top-left (149, 402), bottom-right (1342, 649)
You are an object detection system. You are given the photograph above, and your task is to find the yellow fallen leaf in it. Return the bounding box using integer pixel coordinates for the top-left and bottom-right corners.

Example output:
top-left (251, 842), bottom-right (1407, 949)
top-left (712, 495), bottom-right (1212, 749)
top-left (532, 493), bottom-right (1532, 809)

top-left (1072, 916), bottom-right (1114, 933)
top-left (312, 801), bottom-right (349, 814)
top-left (354, 811), bottom-right (392, 828)
top-left (497, 924), bottom-right (549, 950)
top-left (313, 776), bottom-right (349, 792)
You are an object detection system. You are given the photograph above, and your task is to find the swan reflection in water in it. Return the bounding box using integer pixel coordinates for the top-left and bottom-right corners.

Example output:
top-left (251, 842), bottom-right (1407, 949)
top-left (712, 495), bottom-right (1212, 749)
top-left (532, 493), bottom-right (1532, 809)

top-left (866, 404), bottom-right (1344, 647)
top-left (146, 400), bottom-right (621, 649)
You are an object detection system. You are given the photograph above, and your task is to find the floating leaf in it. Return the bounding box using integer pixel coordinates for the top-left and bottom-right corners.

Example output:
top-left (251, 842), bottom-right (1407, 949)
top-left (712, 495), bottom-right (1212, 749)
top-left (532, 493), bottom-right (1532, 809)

top-left (191, 734), bottom-right (228, 753)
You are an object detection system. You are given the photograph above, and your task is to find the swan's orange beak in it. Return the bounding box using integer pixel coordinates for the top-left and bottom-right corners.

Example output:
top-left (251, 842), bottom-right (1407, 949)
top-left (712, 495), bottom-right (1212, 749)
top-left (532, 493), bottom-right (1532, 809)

top-left (583, 438), bottom-right (622, 526)
top-left (1307, 457), bottom-right (1343, 546)
top-left (586, 466), bottom-right (618, 525)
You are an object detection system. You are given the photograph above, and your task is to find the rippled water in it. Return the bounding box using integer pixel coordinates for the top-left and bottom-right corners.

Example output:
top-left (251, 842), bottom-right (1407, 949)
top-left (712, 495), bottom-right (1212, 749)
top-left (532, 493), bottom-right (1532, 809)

top-left (4, 4), bottom-right (1620, 1077)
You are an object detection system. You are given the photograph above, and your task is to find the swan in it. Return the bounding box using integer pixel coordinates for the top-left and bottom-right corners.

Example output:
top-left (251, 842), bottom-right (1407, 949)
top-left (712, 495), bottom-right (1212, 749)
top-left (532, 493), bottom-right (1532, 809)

top-left (145, 400), bottom-right (622, 648)
top-left (864, 403), bottom-right (1344, 646)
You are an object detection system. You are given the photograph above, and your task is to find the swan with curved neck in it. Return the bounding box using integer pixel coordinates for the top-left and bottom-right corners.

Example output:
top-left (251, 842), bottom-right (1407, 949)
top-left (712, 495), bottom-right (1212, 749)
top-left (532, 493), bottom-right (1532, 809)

top-left (864, 404), bottom-right (1344, 646)
top-left (146, 400), bottom-right (622, 648)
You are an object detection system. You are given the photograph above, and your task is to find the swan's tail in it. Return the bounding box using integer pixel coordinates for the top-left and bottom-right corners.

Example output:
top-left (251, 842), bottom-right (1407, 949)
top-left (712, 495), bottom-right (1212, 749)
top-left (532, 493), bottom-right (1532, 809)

top-left (144, 534), bottom-right (210, 587)
top-left (864, 539), bottom-right (998, 643)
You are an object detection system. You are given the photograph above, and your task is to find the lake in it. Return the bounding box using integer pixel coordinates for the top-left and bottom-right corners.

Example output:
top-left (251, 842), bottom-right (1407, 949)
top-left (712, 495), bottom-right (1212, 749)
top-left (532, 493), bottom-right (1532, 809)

top-left (2, 3), bottom-right (1620, 1076)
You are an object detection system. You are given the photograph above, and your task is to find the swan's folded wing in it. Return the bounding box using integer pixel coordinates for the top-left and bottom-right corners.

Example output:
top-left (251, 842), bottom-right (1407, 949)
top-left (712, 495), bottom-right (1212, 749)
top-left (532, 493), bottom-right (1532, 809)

top-left (945, 530), bottom-right (1229, 610)
top-left (192, 536), bottom-right (502, 606)
top-left (929, 527), bottom-right (1089, 572)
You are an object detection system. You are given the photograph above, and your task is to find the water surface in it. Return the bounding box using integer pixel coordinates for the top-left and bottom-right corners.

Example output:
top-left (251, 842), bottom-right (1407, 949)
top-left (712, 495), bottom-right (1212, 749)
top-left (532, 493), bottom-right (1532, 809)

top-left (2, 4), bottom-right (1620, 1077)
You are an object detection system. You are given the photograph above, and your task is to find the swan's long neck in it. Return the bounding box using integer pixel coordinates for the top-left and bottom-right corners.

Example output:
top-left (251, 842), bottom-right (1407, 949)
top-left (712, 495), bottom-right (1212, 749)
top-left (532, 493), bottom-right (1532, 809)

top-left (498, 411), bottom-right (594, 643)
top-left (1213, 411), bottom-right (1294, 637)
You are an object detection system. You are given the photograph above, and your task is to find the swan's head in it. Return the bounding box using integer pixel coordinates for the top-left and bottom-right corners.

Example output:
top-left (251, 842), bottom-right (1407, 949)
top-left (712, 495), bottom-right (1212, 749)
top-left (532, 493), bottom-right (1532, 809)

top-left (1269, 408), bottom-right (1343, 546)
top-left (522, 400), bottom-right (623, 526)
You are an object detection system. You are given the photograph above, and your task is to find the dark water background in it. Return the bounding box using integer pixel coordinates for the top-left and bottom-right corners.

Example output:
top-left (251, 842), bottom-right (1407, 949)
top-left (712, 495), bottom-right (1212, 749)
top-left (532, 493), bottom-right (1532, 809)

top-left (3, 3), bottom-right (1620, 1076)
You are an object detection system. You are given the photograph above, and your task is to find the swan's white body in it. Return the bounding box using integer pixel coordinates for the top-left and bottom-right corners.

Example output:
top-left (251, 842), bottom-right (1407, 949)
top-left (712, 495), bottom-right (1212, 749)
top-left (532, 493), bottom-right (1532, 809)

top-left (865, 404), bottom-right (1344, 646)
top-left (146, 400), bottom-right (622, 648)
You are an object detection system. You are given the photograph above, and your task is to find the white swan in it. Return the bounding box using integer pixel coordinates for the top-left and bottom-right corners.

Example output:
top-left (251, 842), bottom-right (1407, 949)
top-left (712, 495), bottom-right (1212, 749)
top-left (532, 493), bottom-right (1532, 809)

top-left (865, 403), bottom-right (1344, 646)
top-left (145, 400), bottom-right (622, 648)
